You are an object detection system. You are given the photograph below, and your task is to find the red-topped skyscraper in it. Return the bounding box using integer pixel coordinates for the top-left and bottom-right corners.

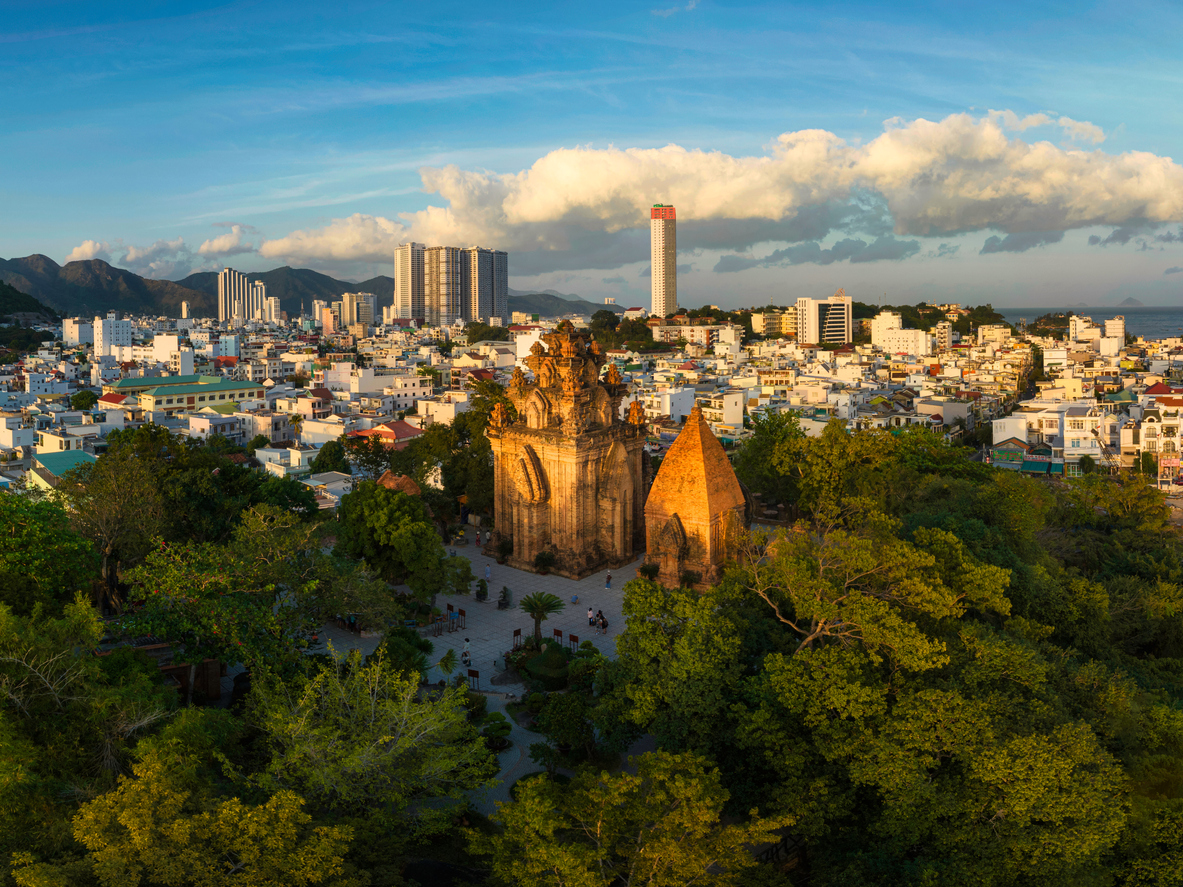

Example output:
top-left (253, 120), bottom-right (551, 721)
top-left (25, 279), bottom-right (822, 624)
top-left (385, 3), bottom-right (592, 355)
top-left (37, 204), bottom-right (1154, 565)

top-left (650, 204), bottom-right (677, 318)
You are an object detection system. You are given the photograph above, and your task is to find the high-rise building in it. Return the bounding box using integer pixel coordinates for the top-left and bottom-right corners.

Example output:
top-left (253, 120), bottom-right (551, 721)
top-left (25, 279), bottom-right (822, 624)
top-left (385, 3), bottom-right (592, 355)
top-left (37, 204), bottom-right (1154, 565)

top-left (264, 296), bottom-right (282, 324)
top-left (795, 289), bottom-right (853, 345)
top-left (933, 321), bottom-right (953, 351)
top-left (249, 281), bottom-right (267, 321)
top-left (312, 299), bottom-right (327, 326)
top-left (870, 310), bottom-right (902, 346)
top-left (217, 268), bottom-right (250, 322)
top-left (1104, 316), bottom-right (1126, 341)
top-left (394, 242), bottom-right (425, 320)
top-left (492, 249), bottom-right (508, 325)
top-left (650, 204), bottom-right (677, 318)
top-left (424, 246), bottom-right (462, 328)
top-left (181, 301), bottom-right (190, 319)
top-left (461, 247), bottom-right (494, 323)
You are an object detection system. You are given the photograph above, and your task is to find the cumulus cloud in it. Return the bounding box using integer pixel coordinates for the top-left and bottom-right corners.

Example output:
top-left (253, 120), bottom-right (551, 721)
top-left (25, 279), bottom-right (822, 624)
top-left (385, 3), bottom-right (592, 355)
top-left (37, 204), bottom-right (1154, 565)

top-left (64, 240), bottom-right (112, 263)
top-left (258, 213), bottom-right (405, 262)
top-left (197, 223), bottom-right (256, 257)
top-left (1166, 267), bottom-right (1183, 275)
top-left (258, 110), bottom-right (1181, 273)
top-left (118, 237), bottom-right (195, 278)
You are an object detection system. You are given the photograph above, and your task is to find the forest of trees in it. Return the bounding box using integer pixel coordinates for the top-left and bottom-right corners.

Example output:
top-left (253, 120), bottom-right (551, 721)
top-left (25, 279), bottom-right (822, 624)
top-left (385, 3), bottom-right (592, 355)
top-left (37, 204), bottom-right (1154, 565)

top-left (2, 406), bottom-right (1183, 885)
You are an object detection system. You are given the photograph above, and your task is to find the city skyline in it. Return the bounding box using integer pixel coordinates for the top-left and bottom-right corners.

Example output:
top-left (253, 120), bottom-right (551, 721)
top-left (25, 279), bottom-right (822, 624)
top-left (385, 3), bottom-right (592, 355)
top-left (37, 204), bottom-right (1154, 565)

top-left (4, 1), bottom-right (1183, 309)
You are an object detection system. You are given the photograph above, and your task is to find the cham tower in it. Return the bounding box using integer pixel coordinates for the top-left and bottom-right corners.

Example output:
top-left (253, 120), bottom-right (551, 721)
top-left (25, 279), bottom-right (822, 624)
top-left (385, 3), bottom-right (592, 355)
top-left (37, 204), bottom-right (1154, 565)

top-left (644, 404), bottom-right (748, 589)
top-left (488, 321), bottom-right (647, 578)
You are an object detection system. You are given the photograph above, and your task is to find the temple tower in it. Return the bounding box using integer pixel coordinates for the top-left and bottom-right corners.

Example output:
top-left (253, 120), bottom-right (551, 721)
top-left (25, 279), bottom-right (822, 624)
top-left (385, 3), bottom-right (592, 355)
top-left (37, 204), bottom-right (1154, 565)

top-left (644, 404), bottom-right (747, 589)
top-left (488, 322), bottom-right (647, 578)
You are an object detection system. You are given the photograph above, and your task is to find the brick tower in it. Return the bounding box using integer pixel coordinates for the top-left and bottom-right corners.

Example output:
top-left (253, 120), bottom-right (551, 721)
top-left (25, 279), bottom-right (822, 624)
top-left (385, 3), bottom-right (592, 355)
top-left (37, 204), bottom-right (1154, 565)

top-left (644, 404), bottom-right (747, 589)
top-left (488, 321), bottom-right (647, 578)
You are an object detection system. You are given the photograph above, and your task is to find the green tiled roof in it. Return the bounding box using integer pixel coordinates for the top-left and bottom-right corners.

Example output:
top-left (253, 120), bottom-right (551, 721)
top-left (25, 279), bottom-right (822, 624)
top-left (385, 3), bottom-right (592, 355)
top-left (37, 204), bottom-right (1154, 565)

top-left (109, 374), bottom-right (204, 390)
top-left (35, 450), bottom-right (97, 477)
top-left (144, 379), bottom-right (263, 397)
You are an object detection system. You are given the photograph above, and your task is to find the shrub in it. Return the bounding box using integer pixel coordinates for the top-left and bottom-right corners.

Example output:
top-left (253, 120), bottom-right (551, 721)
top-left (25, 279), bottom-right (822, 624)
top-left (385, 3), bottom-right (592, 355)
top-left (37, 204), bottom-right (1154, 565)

top-left (476, 578), bottom-right (488, 601)
top-left (524, 644), bottom-right (570, 691)
top-left (497, 538), bottom-right (514, 559)
top-left (533, 550), bottom-right (556, 572)
top-left (638, 562), bottom-right (660, 580)
top-left (464, 691), bottom-right (488, 722)
top-left (526, 692), bottom-right (547, 714)
top-left (482, 712), bottom-right (512, 741)
top-left (679, 570), bottom-right (702, 588)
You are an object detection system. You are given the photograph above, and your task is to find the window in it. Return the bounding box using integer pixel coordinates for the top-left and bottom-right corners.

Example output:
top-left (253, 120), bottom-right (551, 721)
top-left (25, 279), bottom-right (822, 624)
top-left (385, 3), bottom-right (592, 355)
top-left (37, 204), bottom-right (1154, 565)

top-left (1072, 439), bottom-right (1080, 448)
top-left (1069, 420), bottom-right (1084, 430)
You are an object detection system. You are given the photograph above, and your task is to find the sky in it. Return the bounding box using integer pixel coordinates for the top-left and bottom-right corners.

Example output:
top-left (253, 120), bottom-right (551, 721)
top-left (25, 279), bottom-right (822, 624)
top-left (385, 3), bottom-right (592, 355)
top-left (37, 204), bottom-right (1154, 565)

top-left (4, 0), bottom-right (1183, 309)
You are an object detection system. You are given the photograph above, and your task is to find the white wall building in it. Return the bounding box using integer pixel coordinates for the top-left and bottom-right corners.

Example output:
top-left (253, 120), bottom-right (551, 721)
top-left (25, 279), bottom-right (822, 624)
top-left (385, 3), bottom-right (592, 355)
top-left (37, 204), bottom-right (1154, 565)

top-left (93, 312), bottom-right (133, 357)
top-left (62, 318), bottom-right (93, 346)
top-left (795, 290), bottom-right (853, 344)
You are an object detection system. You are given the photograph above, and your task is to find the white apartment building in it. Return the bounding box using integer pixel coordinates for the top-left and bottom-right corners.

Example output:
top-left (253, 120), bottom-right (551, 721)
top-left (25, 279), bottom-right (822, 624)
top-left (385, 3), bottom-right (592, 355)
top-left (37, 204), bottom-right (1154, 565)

top-left (217, 268), bottom-right (267, 322)
top-left (424, 246), bottom-right (462, 328)
top-left (934, 321), bottom-right (953, 351)
top-left (870, 310), bottom-right (902, 344)
top-left (1068, 315), bottom-right (1102, 342)
top-left (420, 391), bottom-right (470, 426)
top-left (94, 312), bottom-right (133, 357)
top-left (1104, 316), bottom-right (1126, 341)
top-left (650, 204), bottom-right (677, 317)
top-left (878, 328), bottom-right (931, 357)
top-left (796, 290), bottom-right (853, 345)
top-left (383, 374), bottom-right (435, 411)
top-left (394, 242), bottom-right (426, 320)
top-left (62, 318), bottom-right (93, 346)
top-left (187, 414), bottom-right (243, 446)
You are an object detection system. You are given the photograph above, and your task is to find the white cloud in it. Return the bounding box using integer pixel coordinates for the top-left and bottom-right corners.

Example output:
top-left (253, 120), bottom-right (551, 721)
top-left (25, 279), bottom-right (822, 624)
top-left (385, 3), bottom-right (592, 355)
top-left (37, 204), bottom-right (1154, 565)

top-left (64, 239), bottom-right (112, 263)
top-left (197, 223), bottom-right (256, 257)
top-left (258, 110), bottom-right (1179, 271)
top-left (120, 237), bottom-right (194, 279)
top-left (1057, 115), bottom-right (1105, 144)
top-left (258, 213), bottom-right (405, 263)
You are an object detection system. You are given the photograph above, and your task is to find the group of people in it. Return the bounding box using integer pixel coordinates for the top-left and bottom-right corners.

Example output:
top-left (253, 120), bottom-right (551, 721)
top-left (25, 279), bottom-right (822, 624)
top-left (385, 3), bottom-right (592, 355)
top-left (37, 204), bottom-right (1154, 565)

top-left (587, 606), bottom-right (609, 635)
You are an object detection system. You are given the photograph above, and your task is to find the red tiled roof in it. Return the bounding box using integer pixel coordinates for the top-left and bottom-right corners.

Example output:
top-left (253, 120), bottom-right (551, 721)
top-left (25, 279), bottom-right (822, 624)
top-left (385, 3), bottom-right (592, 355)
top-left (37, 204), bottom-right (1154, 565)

top-left (97, 393), bottom-right (126, 405)
top-left (347, 419), bottom-right (423, 450)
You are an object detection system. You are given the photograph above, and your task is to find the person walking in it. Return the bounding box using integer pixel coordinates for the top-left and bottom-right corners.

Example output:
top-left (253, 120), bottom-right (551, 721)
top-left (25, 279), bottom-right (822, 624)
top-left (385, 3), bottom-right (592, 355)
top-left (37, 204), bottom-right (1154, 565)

top-left (605, 571), bottom-right (612, 590)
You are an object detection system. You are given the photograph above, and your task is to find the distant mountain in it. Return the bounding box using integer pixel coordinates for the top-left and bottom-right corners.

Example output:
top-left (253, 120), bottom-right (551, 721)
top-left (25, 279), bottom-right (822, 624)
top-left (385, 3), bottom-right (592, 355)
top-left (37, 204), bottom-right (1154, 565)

top-left (1119, 297), bottom-right (1145, 307)
top-left (0, 255), bottom-right (209, 318)
top-left (0, 254), bottom-right (619, 321)
top-left (0, 279), bottom-right (58, 320)
top-left (508, 291), bottom-right (623, 317)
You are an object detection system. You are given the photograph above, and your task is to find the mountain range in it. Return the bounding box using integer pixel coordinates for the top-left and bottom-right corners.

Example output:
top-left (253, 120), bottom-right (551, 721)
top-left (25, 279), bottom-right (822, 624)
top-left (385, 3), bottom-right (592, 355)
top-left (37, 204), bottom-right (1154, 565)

top-left (0, 254), bottom-right (617, 320)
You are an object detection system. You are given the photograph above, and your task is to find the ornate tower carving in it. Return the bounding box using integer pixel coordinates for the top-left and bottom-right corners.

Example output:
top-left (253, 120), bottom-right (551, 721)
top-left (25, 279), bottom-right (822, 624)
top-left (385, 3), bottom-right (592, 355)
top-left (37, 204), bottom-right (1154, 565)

top-left (488, 322), bottom-right (646, 577)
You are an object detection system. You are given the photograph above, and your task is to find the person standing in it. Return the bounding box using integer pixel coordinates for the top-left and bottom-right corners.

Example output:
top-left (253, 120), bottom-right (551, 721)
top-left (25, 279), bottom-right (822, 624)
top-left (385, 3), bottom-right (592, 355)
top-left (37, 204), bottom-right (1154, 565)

top-left (461, 638), bottom-right (471, 667)
top-left (485, 564), bottom-right (491, 581)
top-left (587, 606), bottom-right (594, 628)
top-left (605, 571), bottom-right (612, 590)
top-left (596, 610), bottom-right (607, 635)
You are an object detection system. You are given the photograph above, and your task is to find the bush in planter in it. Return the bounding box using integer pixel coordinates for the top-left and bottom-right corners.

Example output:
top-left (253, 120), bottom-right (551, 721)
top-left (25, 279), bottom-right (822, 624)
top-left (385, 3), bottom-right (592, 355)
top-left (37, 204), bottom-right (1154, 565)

top-left (525, 692), bottom-right (547, 714)
top-left (638, 562), bottom-right (660, 581)
top-left (496, 538), bottom-right (513, 562)
top-left (464, 691), bottom-right (488, 723)
top-left (481, 712), bottom-right (512, 750)
top-left (679, 569), bottom-right (702, 588)
top-left (476, 578), bottom-right (488, 601)
top-left (532, 550), bottom-right (556, 573)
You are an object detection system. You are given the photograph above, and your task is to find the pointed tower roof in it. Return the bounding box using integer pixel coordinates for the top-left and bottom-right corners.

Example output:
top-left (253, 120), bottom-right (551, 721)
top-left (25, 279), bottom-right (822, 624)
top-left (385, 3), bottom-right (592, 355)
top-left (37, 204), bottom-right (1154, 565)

top-left (646, 404), bottom-right (745, 522)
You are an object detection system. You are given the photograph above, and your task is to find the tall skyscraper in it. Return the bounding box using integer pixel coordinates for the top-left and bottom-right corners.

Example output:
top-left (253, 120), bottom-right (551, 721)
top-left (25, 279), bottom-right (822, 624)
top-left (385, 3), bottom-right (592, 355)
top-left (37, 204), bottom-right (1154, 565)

top-left (492, 249), bottom-right (508, 325)
top-left (217, 268), bottom-right (250, 322)
top-left (461, 247), bottom-right (494, 323)
top-left (180, 300), bottom-right (190, 319)
top-left (650, 204), bottom-right (677, 318)
top-left (249, 281), bottom-right (267, 321)
top-left (424, 246), bottom-right (462, 328)
top-left (394, 242), bottom-right (425, 320)
top-left (312, 299), bottom-right (327, 327)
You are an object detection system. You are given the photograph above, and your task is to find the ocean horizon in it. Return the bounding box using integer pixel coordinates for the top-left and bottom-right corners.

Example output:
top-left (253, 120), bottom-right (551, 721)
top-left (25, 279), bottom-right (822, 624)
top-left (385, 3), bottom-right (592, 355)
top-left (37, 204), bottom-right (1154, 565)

top-left (999, 306), bottom-right (1183, 339)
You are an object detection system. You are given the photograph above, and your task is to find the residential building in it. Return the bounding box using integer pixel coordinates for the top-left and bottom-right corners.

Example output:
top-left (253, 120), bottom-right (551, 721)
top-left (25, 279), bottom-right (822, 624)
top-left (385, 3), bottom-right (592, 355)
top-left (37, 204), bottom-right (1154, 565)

top-left (140, 379), bottom-right (267, 416)
top-left (424, 245), bottom-right (462, 327)
top-left (94, 312), bottom-right (133, 357)
top-left (187, 414), bottom-right (243, 445)
top-left (1105, 316), bottom-right (1126, 341)
top-left (393, 242), bottom-right (425, 320)
top-left (795, 290), bottom-right (853, 344)
top-left (181, 300), bottom-right (190, 319)
top-left (62, 318), bottom-right (93, 346)
top-left (934, 321), bottom-right (953, 351)
top-left (650, 204), bottom-right (677, 318)
top-left (236, 410), bottom-right (294, 445)
top-left (870, 311), bottom-right (902, 344)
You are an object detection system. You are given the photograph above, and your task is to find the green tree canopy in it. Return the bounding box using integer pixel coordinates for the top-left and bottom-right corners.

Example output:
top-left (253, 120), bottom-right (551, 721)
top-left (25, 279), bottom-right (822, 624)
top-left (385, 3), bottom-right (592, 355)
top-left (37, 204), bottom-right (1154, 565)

top-left (0, 495), bottom-right (97, 615)
top-left (309, 439), bottom-right (351, 475)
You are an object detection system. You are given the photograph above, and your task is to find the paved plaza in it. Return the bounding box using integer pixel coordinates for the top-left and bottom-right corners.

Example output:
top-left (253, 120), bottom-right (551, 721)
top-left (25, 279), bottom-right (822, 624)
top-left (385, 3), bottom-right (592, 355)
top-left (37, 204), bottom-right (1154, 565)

top-left (318, 524), bottom-right (637, 689)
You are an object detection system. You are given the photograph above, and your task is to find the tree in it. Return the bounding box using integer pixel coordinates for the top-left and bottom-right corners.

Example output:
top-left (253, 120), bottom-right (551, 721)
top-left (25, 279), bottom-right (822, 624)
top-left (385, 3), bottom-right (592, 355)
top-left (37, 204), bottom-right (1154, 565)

top-left (591, 309), bottom-right (619, 332)
top-left (0, 495), bottom-right (97, 615)
top-left (1079, 454), bottom-right (1097, 475)
top-left (732, 411), bottom-right (804, 508)
top-left (253, 475), bottom-right (318, 519)
top-left (464, 322), bottom-right (510, 344)
top-left (246, 433), bottom-right (271, 455)
top-left (58, 447), bottom-right (165, 612)
top-left (250, 649), bottom-right (495, 861)
top-left (310, 439), bottom-right (350, 475)
top-left (70, 389), bottom-right (98, 411)
top-left (519, 592), bottom-right (565, 643)
top-left (13, 747), bottom-right (356, 887)
top-left (334, 481), bottom-right (460, 599)
top-left (476, 750), bottom-right (790, 887)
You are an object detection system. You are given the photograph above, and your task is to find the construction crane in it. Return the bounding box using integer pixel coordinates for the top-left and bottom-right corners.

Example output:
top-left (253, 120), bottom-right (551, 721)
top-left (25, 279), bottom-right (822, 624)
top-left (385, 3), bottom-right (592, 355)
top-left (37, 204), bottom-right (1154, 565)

top-left (1092, 425), bottom-right (1121, 474)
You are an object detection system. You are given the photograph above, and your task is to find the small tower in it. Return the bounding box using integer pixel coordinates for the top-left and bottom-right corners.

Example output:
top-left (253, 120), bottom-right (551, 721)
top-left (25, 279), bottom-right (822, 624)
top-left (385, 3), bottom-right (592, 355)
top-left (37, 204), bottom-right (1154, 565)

top-left (644, 405), bottom-right (747, 589)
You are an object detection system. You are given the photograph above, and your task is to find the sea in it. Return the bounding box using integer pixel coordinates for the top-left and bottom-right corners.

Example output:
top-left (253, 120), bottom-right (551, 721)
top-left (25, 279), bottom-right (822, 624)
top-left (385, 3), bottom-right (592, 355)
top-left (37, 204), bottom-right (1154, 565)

top-left (999, 306), bottom-right (1183, 340)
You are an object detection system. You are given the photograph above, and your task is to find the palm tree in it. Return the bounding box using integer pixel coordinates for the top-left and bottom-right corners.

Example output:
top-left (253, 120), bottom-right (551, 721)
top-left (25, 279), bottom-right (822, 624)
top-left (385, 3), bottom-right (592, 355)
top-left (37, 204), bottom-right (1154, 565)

top-left (519, 592), bottom-right (565, 644)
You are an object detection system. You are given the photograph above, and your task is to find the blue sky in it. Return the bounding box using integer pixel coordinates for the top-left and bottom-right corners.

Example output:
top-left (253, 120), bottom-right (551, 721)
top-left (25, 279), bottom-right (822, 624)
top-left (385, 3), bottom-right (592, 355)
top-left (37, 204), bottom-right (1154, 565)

top-left (3, 0), bottom-right (1183, 308)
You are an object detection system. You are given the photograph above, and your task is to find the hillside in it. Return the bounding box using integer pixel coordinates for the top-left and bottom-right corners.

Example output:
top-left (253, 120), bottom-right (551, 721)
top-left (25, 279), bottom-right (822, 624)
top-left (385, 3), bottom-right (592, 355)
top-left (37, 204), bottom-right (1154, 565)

top-left (0, 279), bottom-right (58, 320)
top-left (0, 255), bottom-right (210, 318)
top-left (508, 291), bottom-right (621, 317)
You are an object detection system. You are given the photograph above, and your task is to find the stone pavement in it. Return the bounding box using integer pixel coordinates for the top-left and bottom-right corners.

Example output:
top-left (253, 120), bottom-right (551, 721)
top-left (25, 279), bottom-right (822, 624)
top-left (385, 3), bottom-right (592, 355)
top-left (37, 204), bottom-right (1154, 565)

top-left (318, 525), bottom-right (637, 689)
